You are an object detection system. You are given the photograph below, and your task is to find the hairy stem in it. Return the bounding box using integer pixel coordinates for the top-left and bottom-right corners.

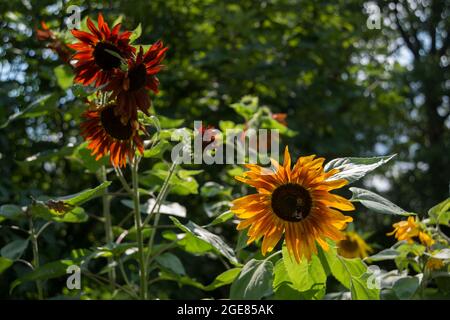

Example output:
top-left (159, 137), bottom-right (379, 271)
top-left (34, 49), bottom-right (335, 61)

top-left (131, 158), bottom-right (147, 300)
top-left (28, 214), bottom-right (44, 300)
top-left (100, 166), bottom-right (116, 289)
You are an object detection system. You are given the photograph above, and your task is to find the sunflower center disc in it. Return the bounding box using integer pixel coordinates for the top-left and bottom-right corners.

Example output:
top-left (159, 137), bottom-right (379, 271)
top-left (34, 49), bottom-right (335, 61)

top-left (93, 42), bottom-right (122, 70)
top-left (271, 183), bottom-right (312, 222)
top-left (100, 106), bottom-right (133, 140)
top-left (128, 63), bottom-right (147, 91)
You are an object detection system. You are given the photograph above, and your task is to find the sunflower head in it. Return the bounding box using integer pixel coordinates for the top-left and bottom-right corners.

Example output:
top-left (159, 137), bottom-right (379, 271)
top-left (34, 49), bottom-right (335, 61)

top-left (426, 257), bottom-right (445, 271)
top-left (68, 13), bottom-right (135, 87)
top-left (231, 147), bottom-right (354, 262)
top-left (106, 42), bottom-right (168, 123)
top-left (80, 102), bottom-right (145, 167)
top-left (387, 216), bottom-right (434, 247)
top-left (337, 231), bottom-right (373, 259)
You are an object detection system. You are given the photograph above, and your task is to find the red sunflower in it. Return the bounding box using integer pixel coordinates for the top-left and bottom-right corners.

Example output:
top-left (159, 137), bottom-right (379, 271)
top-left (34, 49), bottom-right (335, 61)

top-left (105, 42), bottom-right (168, 124)
top-left (80, 103), bottom-right (145, 167)
top-left (68, 13), bottom-right (135, 87)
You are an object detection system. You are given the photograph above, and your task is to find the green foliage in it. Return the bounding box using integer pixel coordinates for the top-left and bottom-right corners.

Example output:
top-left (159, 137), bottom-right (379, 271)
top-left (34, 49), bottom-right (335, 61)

top-left (170, 217), bottom-right (238, 265)
top-left (0, 0), bottom-right (448, 301)
top-left (350, 188), bottom-right (411, 216)
top-left (229, 259), bottom-right (274, 300)
top-left (324, 155), bottom-right (396, 184)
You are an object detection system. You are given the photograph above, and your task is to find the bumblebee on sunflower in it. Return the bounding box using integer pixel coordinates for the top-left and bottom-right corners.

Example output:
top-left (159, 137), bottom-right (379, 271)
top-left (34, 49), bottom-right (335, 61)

top-left (231, 147), bottom-right (355, 262)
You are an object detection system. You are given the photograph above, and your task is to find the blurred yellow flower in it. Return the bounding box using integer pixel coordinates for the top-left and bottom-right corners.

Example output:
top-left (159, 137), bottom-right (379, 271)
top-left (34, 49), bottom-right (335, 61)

top-left (387, 216), bottom-right (434, 247)
top-left (337, 231), bottom-right (373, 259)
top-left (426, 258), bottom-right (445, 271)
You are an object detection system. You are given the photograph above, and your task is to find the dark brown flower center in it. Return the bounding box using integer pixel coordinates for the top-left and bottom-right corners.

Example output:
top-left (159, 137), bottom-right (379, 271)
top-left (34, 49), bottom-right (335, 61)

top-left (271, 183), bottom-right (312, 222)
top-left (93, 42), bottom-right (122, 70)
top-left (128, 63), bottom-right (147, 91)
top-left (100, 106), bottom-right (133, 140)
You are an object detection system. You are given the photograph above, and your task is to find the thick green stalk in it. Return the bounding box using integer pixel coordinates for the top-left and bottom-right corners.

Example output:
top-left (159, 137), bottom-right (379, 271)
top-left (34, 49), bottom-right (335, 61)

top-left (101, 166), bottom-right (116, 288)
top-left (28, 215), bottom-right (44, 300)
top-left (131, 159), bottom-right (147, 300)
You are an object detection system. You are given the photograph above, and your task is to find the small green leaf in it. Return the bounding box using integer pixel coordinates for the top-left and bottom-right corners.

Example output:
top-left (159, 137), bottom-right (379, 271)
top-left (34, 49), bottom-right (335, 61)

top-left (10, 259), bottom-right (75, 293)
top-left (70, 142), bottom-right (109, 173)
top-left (0, 205), bottom-right (24, 221)
top-left (325, 155), bottom-right (396, 184)
top-left (53, 65), bottom-right (74, 90)
top-left (350, 187), bottom-right (410, 216)
top-left (1, 239), bottom-right (29, 260)
top-left (366, 248), bottom-right (399, 262)
top-left (31, 204), bottom-right (88, 223)
top-left (0, 94), bottom-right (57, 128)
top-left (129, 23), bottom-right (142, 43)
top-left (206, 211), bottom-right (234, 227)
top-left (201, 182), bottom-right (229, 198)
top-left (170, 217), bottom-right (238, 265)
top-left (393, 276), bottom-right (420, 299)
top-left (230, 96), bottom-right (259, 120)
top-left (143, 140), bottom-right (170, 158)
top-left (156, 253), bottom-right (186, 275)
top-left (204, 268), bottom-right (241, 291)
top-left (0, 257), bottom-right (13, 274)
top-left (428, 198), bottom-right (450, 226)
top-left (60, 181), bottom-right (111, 206)
top-left (229, 259), bottom-right (273, 300)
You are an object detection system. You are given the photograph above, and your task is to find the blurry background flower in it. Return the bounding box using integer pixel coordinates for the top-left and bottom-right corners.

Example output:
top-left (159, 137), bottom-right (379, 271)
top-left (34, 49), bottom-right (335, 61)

top-left (337, 230), bottom-right (373, 259)
top-left (387, 216), bottom-right (434, 247)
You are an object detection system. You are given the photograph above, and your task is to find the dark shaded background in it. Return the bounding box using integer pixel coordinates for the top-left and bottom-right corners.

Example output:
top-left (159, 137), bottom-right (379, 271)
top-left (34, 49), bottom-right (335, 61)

top-left (0, 0), bottom-right (449, 299)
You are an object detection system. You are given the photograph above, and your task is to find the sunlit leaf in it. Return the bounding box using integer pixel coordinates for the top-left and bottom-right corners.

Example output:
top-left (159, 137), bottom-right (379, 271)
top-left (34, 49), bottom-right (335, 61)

top-left (350, 187), bottom-right (410, 216)
top-left (229, 259), bottom-right (273, 299)
top-left (282, 246), bottom-right (326, 292)
top-left (0, 257), bottom-right (13, 275)
top-left (325, 155), bottom-right (396, 184)
top-left (53, 65), bottom-right (74, 90)
top-left (170, 217), bottom-right (238, 265)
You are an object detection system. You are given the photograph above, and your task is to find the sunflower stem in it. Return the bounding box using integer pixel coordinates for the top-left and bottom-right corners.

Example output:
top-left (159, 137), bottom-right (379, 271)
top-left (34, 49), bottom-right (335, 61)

top-left (100, 165), bottom-right (116, 290)
top-left (131, 157), bottom-right (147, 300)
top-left (144, 159), bottom-right (179, 271)
top-left (27, 211), bottom-right (44, 300)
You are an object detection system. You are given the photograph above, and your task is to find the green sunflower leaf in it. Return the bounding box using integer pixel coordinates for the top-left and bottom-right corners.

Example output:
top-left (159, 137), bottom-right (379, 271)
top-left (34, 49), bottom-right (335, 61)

top-left (0, 204), bottom-right (24, 221)
top-left (129, 23), bottom-right (142, 44)
top-left (427, 198), bottom-right (450, 226)
top-left (169, 217), bottom-right (238, 265)
top-left (1, 239), bottom-right (29, 260)
top-left (282, 246), bottom-right (327, 292)
top-left (324, 154), bottom-right (396, 184)
top-left (349, 187), bottom-right (411, 216)
top-left (0, 257), bottom-right (13, 275)
top-left (319, 244), bottom-right (380, 300)
top-left (229, 258), bottom-right (273, 299)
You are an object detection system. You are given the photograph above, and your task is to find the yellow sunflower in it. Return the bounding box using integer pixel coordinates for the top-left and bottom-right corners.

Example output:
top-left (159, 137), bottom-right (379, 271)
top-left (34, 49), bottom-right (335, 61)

top-left (231, 147), bottom-right (354, 262)
top-left (337, 231), bottom-right (373, 259)
top-left (426, 257), bottom-right (445, 271)
top-left (387, 216), bottom-right (434, 247)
